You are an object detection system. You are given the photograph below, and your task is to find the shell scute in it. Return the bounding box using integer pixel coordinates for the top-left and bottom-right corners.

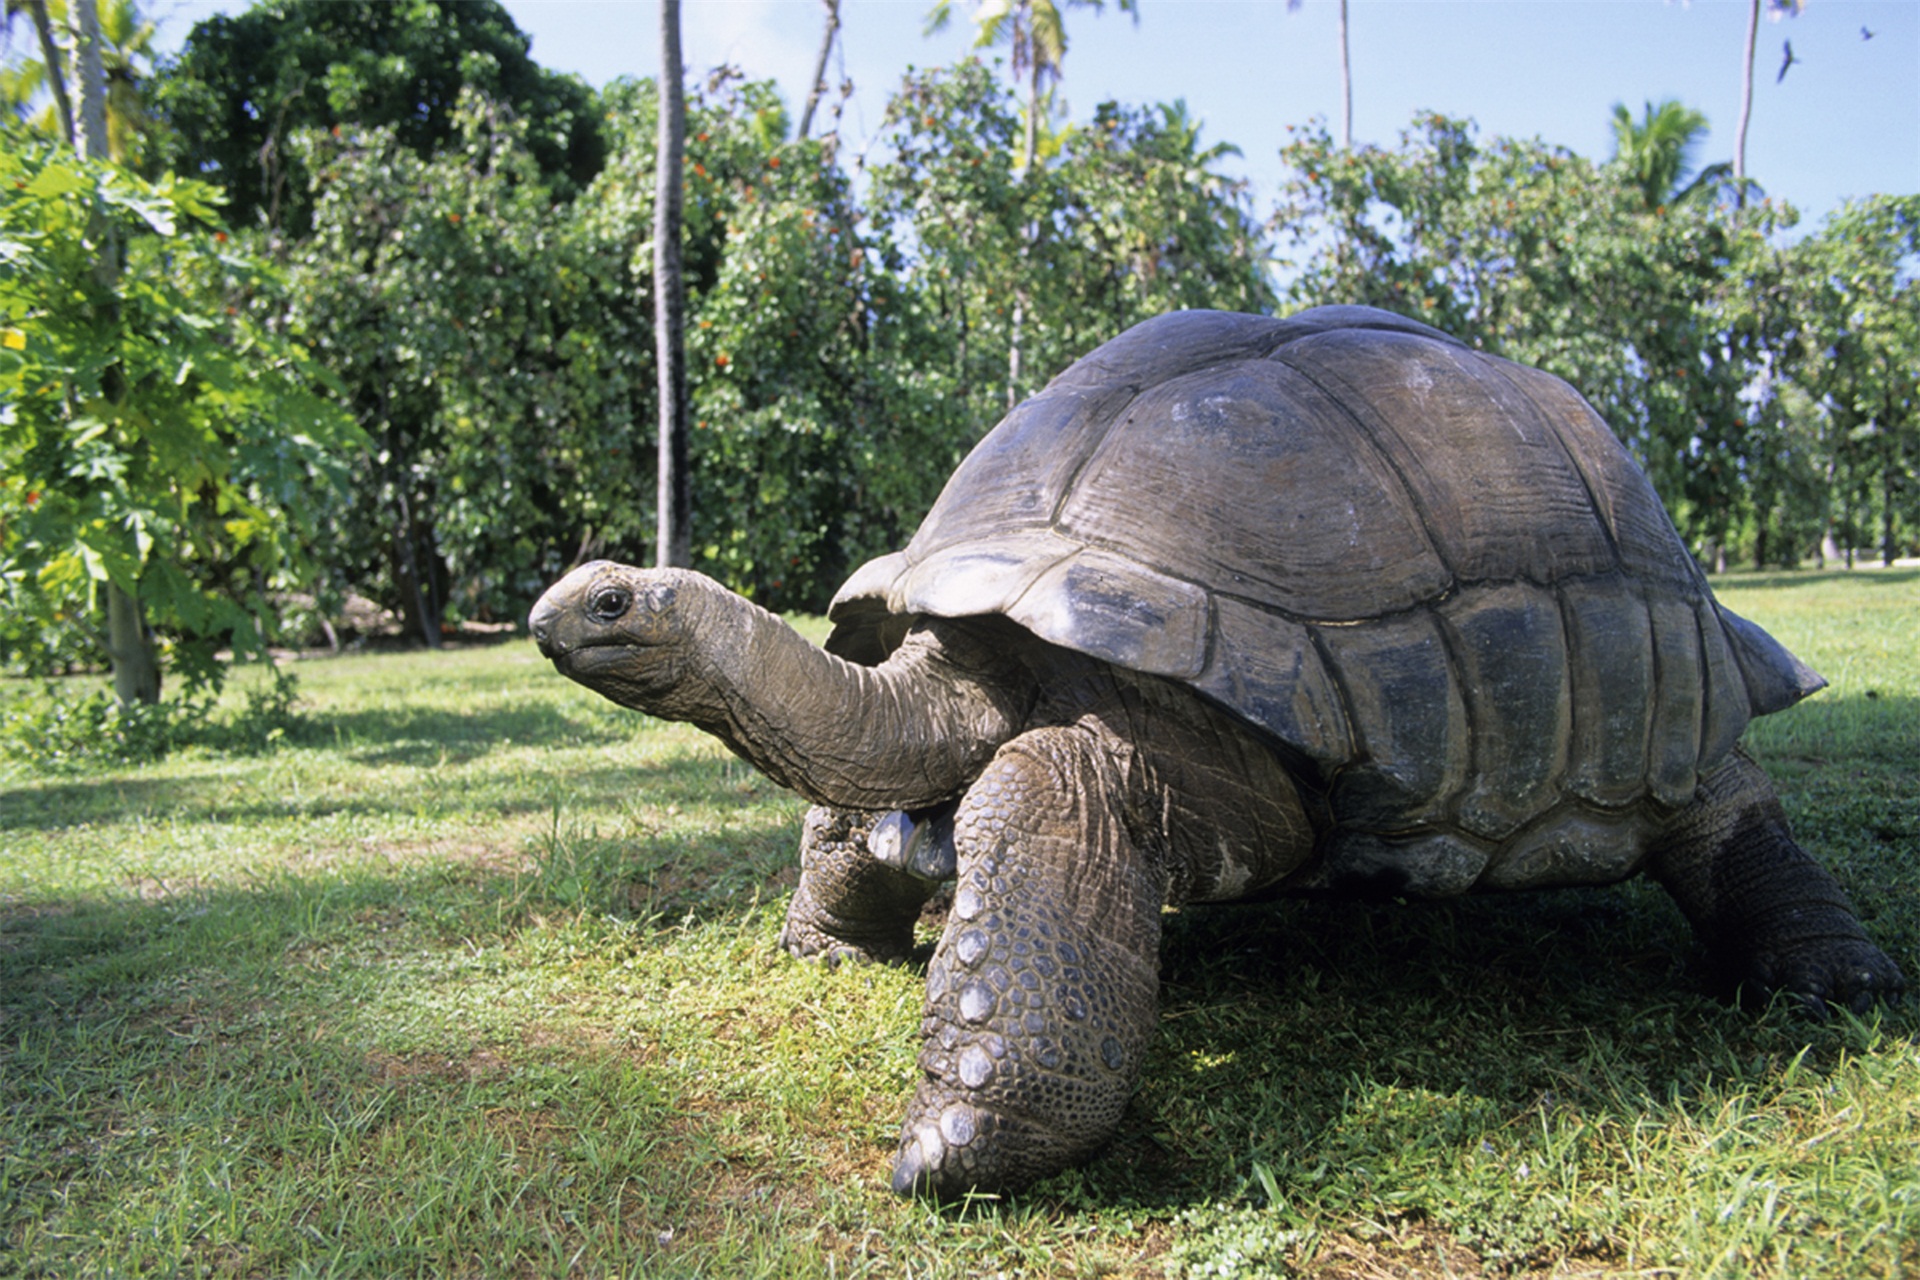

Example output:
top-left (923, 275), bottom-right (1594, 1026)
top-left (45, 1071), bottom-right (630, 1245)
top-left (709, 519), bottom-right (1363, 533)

top-left (1274, 333), bottom-right (1620, 585)
top-left (1646, 595), bottom-right (1708, 808)
top-left (1193, 597), bottom-right (1353, 772)
top-left (1005, 550), bottom-right (1210, 680)
top-left (1313, 609), bottom-right (1468, 830)
top-left (1057, 359), bottom-right (1448, 620)
top-left (1437, 583), bottom-right (1571, 841)
top-left (1558, 578), bottom-right (1657, 807)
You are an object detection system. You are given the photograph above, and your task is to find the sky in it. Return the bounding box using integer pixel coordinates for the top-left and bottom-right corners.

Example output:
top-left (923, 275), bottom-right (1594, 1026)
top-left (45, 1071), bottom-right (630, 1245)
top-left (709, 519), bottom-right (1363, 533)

top-left (141, 0), bottom-right (1918, 232)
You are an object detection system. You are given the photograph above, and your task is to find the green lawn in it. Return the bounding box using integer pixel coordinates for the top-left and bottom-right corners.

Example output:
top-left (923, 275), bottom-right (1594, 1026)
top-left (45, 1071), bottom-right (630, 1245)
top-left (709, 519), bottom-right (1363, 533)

top-left (2, 571), bottom-right (1916, 1278)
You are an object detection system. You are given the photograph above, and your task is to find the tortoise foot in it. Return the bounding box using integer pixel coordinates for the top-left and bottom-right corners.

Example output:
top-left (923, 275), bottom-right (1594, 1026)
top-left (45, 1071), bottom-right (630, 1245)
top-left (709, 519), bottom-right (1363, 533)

top-left (888, 1092), bottom-right (1056, 1199)
top-left (1734, 934), bottom-right (1906, 1016)
top-left (782, 805), bottom-right (938, 967)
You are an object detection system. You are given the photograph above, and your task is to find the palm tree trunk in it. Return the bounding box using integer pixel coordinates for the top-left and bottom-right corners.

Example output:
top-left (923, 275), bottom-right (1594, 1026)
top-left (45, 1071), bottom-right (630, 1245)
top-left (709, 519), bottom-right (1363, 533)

top-left (72, 0), bottom-right (108, 160)
top-left (797, 0), bottom-right (840, 140)
top-left (1338, 0), bottom-right (1352, 150)
top-left (654, 0), bottom-right (691, 569)
top-left (1734, 0), bottom-right (1759, 203)
top-left (25, 0), bottom-right (75, 144)
top-left (1007, 54), bottom-right (1041, 411)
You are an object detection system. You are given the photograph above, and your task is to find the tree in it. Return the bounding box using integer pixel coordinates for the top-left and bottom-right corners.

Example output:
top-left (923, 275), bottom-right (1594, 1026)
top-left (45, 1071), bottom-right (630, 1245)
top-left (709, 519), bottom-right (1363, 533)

top-left (1337, 0), bottom-right (1351, 149)
top-left (1778, 196), bottom-right (1920, 566)
top-left (871, 61), bottom-right (1272, 449)
top-left (0, 134), bottom-right (363, 698)
top-left (924, 0), bottom-right (1139, 407)
top-left (796, 0), bottom-right (840, 141)
top-left (4, 0), bottom-right (77, 143)
top-left (153, 0), bottom-right (604, 234)
top-left (1284, 0), bottom-right (1352, 150)
top-left (1735, 0), bottom-right (1802, 201)
top-left (654, 0), bottom-right (689, 569)
top-left (1608, 98), bottom-right (1729, 212)
top-left (281, 95), bottom-right (646, 643)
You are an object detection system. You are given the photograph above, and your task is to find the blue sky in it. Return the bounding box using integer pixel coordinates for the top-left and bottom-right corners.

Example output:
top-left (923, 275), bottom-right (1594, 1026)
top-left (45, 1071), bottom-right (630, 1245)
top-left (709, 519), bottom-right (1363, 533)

top-left (146, 0), bottom-right (1916, 231)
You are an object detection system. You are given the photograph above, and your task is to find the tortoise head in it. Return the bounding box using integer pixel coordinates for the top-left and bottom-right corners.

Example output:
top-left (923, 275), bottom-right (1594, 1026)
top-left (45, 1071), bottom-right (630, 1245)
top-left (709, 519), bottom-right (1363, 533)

top-left (530, 561), bottom-right (702, 709)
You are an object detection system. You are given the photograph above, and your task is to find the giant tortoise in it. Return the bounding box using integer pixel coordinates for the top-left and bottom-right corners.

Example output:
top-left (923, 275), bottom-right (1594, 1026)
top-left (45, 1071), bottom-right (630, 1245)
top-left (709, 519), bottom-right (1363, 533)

top-left (529, 305), bottom-right (1904, 1198)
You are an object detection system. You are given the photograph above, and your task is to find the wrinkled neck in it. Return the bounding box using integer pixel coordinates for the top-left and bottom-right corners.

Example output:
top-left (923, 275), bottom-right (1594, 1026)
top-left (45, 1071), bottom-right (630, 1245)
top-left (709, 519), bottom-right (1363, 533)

top-left (684, 592), bottom-right (1032, 810)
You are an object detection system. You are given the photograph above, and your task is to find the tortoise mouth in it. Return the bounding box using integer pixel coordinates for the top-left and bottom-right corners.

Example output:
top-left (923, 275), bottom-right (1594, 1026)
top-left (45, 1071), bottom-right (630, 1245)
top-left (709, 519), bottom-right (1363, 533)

top-left (549, 641), bottom-right (647, 675)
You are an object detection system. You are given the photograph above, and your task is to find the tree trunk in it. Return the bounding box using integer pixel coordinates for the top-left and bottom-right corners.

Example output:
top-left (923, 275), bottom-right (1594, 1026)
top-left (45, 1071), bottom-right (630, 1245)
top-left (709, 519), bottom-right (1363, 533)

top-left (1007, 56), bottom-right (1040, 412)
top-left (1734, 0), bottom-right (1759, 204)
top-left (74, 0), bottom-right (161, 705)
top-left (1883, 440), bottom-right (1898, 568)
top-left (797, 0), bottom-right (840, 140)
top-left (392, 488), bottom-right (442, 649)
top-left (72, 0), bottom-right (108, 160)
top-left (107, 581), bottom-right (161, 704)
top-left (26, 0), bottom-right (75, 145)
top-left (1338, 0), bottom-right (1352, 150)
top-left (654, 0), bottom-right (691, 569)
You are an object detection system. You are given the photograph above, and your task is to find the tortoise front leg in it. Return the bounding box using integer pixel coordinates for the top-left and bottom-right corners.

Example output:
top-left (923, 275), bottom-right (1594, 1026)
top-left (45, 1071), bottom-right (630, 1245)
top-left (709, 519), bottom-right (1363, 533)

top-left (781, 805), bottom-right (941, 965)
top-left (891, 728), bottom-right (1164, 1197)
top-left (1649, 751), bottom-right (1905, 1013)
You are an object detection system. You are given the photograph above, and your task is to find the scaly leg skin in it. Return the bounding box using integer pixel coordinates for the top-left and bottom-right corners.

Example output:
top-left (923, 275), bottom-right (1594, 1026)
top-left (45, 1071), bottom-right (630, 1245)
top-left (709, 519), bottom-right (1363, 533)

top-left (891, 727), bottom-right (1165, 1197)
top-left (1649, 750), bottom-right (1906, 1014)
top-left (781, 805), bottom-right (941, 966)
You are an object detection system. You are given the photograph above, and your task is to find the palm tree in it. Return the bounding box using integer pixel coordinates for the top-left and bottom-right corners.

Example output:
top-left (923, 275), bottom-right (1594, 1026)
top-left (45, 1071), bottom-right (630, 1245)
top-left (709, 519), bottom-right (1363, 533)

top-left (1337, 0), bottom-right (1351, 150)
top-left (1282, 0), bottom-right (1351, 150)
top-left (3, 0), bottom-right (75, 141)
top-left (925, 0), bottom-right (1138, 406)
top-left (797, 0), bottom-right (840, 140)
top-left (655, 0), bottom-right (690, 569)
top-left (1609, 98), bottom-right (1730, 211)
top-left (927, 0), bottom-right (1138, 171)
top-left (1735, 0), bottom-right (1803, 202)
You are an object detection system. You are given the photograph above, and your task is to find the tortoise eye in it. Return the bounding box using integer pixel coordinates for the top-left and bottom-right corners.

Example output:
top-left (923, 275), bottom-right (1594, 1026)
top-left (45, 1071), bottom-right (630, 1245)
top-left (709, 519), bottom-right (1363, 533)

top-left (588, 586), bottom-right (632, 622)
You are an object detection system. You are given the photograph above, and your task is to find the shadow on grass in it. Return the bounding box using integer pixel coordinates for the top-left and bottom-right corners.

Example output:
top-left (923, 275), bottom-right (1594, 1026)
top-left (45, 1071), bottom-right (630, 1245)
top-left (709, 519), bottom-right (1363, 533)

top-left (1065, 873), bottom-right (1919, 1209)
top-left (308, 702), bottom-right (637, 766)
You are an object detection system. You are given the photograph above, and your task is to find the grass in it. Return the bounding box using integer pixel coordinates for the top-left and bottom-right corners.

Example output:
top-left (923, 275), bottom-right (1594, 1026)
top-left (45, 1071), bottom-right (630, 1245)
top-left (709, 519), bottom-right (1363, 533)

top-left (2, 570), bottom-right (1916, 1278)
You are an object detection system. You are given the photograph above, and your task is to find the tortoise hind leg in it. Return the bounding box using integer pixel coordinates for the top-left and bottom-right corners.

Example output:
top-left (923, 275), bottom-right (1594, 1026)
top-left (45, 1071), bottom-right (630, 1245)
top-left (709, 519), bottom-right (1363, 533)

top-left (781, 806), bottom-right (941, 965)
top-left (891, 727), bottom-right (1163, 1197)
top-left (1648, 750), bottom-right (1905, 1013)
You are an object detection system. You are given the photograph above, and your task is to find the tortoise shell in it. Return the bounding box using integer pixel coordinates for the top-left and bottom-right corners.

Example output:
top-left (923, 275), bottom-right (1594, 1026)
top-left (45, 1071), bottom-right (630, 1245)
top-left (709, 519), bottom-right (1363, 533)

top-left (827, 307), bottom-right (1823, 893)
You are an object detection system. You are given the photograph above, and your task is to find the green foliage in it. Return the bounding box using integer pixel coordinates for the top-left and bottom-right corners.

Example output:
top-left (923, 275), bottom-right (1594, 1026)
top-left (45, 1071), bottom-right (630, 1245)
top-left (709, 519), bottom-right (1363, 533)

top-left (0, 661), bottom-right (300, 767)
top-left (283, 92), bottom-right (646, 641)
top-left (0, 130), bottom-right (364, 688)
top-left (667, 72), bottom-right (972, 608)
top-left (869, 59), bottom-right (1273, 432)
top-left (152, 0), bottom-right (605, 233)
top-left (1608, 97), bottom-right (1731, 212)
top-left (1774, 196), bottom-right (1920, 566)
